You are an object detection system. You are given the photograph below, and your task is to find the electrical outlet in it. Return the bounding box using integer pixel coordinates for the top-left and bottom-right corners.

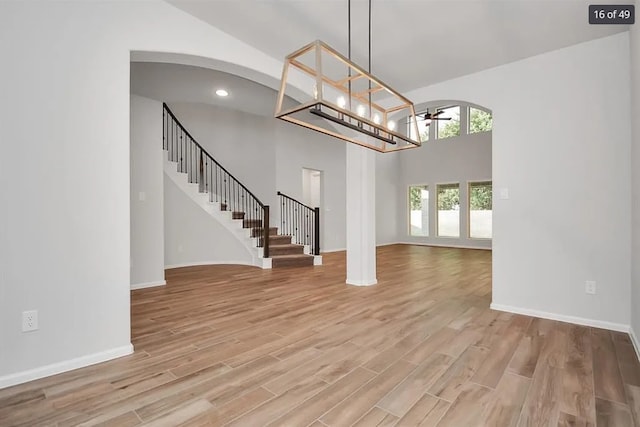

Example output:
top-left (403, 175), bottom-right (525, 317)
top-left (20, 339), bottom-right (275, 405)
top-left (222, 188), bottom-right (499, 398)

top-left (22, 310), bottom-right (38, 332)
top-left (585, 281), bottom-right (596, 295)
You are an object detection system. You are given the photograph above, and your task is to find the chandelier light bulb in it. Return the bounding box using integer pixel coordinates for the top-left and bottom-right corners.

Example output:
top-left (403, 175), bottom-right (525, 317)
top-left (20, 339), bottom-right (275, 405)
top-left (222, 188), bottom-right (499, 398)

top-left (373, 114), bottom-right (381, 125)
top-left (337, 96), bottom-right (346, 109)
top-left (356, 104), bottom-right (366, 117)
top-left (312, 84), bottom-right (319, 100)
top-left (387, 120), bottom-right (396, 131)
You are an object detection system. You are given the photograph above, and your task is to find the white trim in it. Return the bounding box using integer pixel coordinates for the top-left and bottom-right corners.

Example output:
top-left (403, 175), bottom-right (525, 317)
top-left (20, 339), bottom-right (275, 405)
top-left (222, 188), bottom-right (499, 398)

top-left (165, 260), bottom-right (257, 270)
top-left (320, 247), bottom-right (346, 253)
top-left (490, 303), bottom-right (629, 333)
top-left (376, 242), bottom-right (402, 247)
top-left (130, 280), bottom-right (166, 290)
top-left (397, 241), bottom-right (492, 251)
top-left (630, 327), bottom-right (640, 363)
top-left (346, 279), bottom-right (378, 286)
top-left (0, 344), bottom-right (134, 390)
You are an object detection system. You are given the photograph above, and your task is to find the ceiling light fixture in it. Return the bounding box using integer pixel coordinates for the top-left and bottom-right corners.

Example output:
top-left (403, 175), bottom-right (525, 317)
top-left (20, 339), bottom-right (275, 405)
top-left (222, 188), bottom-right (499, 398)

top-left (274, 0), bottom-right (421, 153)
top-left (215, 89), bottom-right (229, 97)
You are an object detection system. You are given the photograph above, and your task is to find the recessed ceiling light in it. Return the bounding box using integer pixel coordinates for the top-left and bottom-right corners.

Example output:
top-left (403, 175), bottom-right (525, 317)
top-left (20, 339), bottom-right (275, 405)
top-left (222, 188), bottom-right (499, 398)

top-left (215, 89), bottom-right (229, 97)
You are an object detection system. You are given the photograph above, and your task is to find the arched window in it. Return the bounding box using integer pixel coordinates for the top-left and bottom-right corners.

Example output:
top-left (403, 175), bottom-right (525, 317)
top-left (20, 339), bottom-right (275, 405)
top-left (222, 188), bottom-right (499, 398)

top-left (409, 102), bottom-right (492, 142)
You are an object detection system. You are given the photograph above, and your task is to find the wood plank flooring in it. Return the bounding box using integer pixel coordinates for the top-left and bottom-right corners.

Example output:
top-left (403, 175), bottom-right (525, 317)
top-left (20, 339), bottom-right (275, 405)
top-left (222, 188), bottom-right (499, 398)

top-left (1, 244), bottom-right (639, 426)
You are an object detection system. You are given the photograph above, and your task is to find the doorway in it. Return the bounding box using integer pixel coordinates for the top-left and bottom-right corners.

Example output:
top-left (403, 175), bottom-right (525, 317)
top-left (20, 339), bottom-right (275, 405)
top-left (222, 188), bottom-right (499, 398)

top-left (302, 167), bottom-right (323, 249)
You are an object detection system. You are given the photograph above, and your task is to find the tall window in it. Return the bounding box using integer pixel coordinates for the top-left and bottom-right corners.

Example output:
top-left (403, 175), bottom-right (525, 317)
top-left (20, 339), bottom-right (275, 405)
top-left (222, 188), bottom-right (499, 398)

top-left (469, 107), bottom-right (493, 133)
top-left (409, 116), bottom-right (430, 142)
top-left (437, 184), bottom-right (460, 237)
top-left (409, 185), bottom-right (429, 236)
top-left (469, 181), bottom-right (492, 238)
top-left (437, 106), bottom-right (460, 139)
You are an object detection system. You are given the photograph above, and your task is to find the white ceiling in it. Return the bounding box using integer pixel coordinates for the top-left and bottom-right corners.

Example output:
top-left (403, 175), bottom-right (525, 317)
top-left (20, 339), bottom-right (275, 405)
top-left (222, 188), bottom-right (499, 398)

top-left (130, 62), bottom-right (295, 116)
top-left (167, 0), bottom-right (629, 92)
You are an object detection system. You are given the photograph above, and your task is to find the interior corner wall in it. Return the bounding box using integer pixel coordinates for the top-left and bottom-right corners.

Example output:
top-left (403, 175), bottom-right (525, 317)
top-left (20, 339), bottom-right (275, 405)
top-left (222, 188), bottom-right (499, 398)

top-left (0, 0), bottom-right (295, 387)
top-left (130, 95), bottom-right (165, 288)
top-left (631, 18), bottom-right (640, 342)
top-left (406, 32), bottom-right (632, 328)
top-left (396, 131), bottom-right (492, 249)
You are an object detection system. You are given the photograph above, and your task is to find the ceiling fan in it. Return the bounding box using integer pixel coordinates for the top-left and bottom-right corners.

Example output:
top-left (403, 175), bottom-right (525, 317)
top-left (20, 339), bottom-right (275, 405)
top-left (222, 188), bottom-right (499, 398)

top-left (416, 109), bottom-right (451, 122)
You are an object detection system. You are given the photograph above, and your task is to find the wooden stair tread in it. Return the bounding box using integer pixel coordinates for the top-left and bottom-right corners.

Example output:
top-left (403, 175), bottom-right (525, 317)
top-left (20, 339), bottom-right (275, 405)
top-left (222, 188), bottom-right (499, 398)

top-left (270, 235), bottom-right (292, 242)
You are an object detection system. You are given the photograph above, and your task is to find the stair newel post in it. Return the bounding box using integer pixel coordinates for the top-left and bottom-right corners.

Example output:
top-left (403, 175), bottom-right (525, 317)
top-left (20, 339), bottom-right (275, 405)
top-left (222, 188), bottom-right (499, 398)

top-left (314, 207), bottom-right (320, 255)
top-left (263, 205), bottom-right (270, 258)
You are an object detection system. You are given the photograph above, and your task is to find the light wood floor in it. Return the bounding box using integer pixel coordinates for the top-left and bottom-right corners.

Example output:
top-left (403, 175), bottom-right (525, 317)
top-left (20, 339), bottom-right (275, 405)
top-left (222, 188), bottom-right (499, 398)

top-left (2, 245), bottom-right (640, 426)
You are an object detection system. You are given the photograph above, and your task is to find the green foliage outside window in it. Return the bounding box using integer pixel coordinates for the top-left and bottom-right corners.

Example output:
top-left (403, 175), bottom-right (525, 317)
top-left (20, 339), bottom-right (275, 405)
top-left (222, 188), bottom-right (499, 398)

top-left (437, 107), bottom-right (460, 139)
top-left (470, 108), bottom-right (493, 133)
top-left (437, 187), bottom-right (459, 210)
top-left (470, 184), bottom-right (492, 210)
top-left (409, 187), bottom-right (421, 210)
top-left (438, 120), bottom-right (460, 139)
top-left (410, 186), bottom-right (428, 210)
top-left (437, 107), bottom-right (491, 138)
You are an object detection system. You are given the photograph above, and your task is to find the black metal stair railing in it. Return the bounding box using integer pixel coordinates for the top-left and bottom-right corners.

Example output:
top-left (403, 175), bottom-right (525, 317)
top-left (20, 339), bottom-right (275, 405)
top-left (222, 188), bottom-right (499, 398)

top-left (277, 191), bottom-right (320, 255)
top-left (163, 103), bottom-right (269, 257)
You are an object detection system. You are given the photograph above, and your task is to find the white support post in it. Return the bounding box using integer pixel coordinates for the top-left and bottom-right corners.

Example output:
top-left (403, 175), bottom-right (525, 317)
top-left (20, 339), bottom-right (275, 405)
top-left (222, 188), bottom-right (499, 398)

top-left (346, 143), bottom-right (377, 286)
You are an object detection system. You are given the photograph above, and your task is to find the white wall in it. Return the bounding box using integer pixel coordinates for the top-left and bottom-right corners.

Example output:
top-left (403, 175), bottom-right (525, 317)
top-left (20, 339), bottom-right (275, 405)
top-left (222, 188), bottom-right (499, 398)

top-left (375, 152), bottom-right (401, 245)
top-left (165, 103), bottom-right (278, 212)
top-left (163, 175), bottom-right (254, 267)
top-left (407, 33), bottom-right (632, 328)
top-left (631, 15), bottom-right (640, 342)
top-left (274, 120), bottom-right (347, 252)
top-left (397, 130), bottom-right (492, 249)
top-left (0, 0), bottom-right (301, 387)
top-left (130, 95), bottom-right (165, 289)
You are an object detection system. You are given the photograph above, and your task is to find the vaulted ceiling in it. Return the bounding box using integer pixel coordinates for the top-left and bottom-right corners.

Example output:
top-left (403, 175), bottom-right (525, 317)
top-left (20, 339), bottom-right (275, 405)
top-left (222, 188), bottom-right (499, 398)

top-left (167, 0), bottom-right (629, 92)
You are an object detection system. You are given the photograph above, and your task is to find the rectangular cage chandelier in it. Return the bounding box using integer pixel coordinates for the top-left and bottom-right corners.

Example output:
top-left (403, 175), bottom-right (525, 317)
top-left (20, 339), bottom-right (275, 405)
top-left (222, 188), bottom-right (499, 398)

top-left (274, 40), bottom-right (421, 153)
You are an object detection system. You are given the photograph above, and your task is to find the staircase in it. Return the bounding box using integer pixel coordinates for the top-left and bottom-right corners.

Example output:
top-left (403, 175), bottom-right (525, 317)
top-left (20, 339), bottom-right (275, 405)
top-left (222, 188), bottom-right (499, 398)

top-left (231, 208), bottom-right (317, 268)
top-left (163, 103), bottom-right (321, 269)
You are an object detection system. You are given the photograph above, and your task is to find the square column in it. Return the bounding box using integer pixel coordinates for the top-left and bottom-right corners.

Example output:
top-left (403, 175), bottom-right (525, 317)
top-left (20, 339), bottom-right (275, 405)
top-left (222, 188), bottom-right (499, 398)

top-left (346, 144), bottom-right (377, 286)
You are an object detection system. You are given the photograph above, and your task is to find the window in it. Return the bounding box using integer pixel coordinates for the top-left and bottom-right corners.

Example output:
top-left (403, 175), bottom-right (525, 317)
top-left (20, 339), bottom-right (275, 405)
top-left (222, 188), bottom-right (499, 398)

top-left (469, 181), bottom-right (492, 238)
top-left (469, 107), bottom-right (492, 133)
top-left (437, 184), bottom-right (460, 237)
top-left (409, 116), bottom-right (430, 142)
top-left (409, 185), bottom-right (429, 236)
top-left (437, 106), bottom-right (460, 139)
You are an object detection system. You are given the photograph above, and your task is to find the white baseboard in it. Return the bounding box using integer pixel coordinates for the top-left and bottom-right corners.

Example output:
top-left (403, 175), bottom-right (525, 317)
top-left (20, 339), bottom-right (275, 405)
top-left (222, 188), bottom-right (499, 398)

top-left (398, 241), bottom-right (492, 251)
top-left (165, 260), bottom-right (257, 270)
top-left (320, 247), bottom-right (346, 254)
top-left (490, 303), bottom-right (629, 333)
top-left (130, 280), bottom-right (166, 290)
top-left (0, 344), bottom-right (134, 390)
top-left (630, 327), bottom-right (640, 363)
top-left (346, 278), bottom-right (378, 286)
